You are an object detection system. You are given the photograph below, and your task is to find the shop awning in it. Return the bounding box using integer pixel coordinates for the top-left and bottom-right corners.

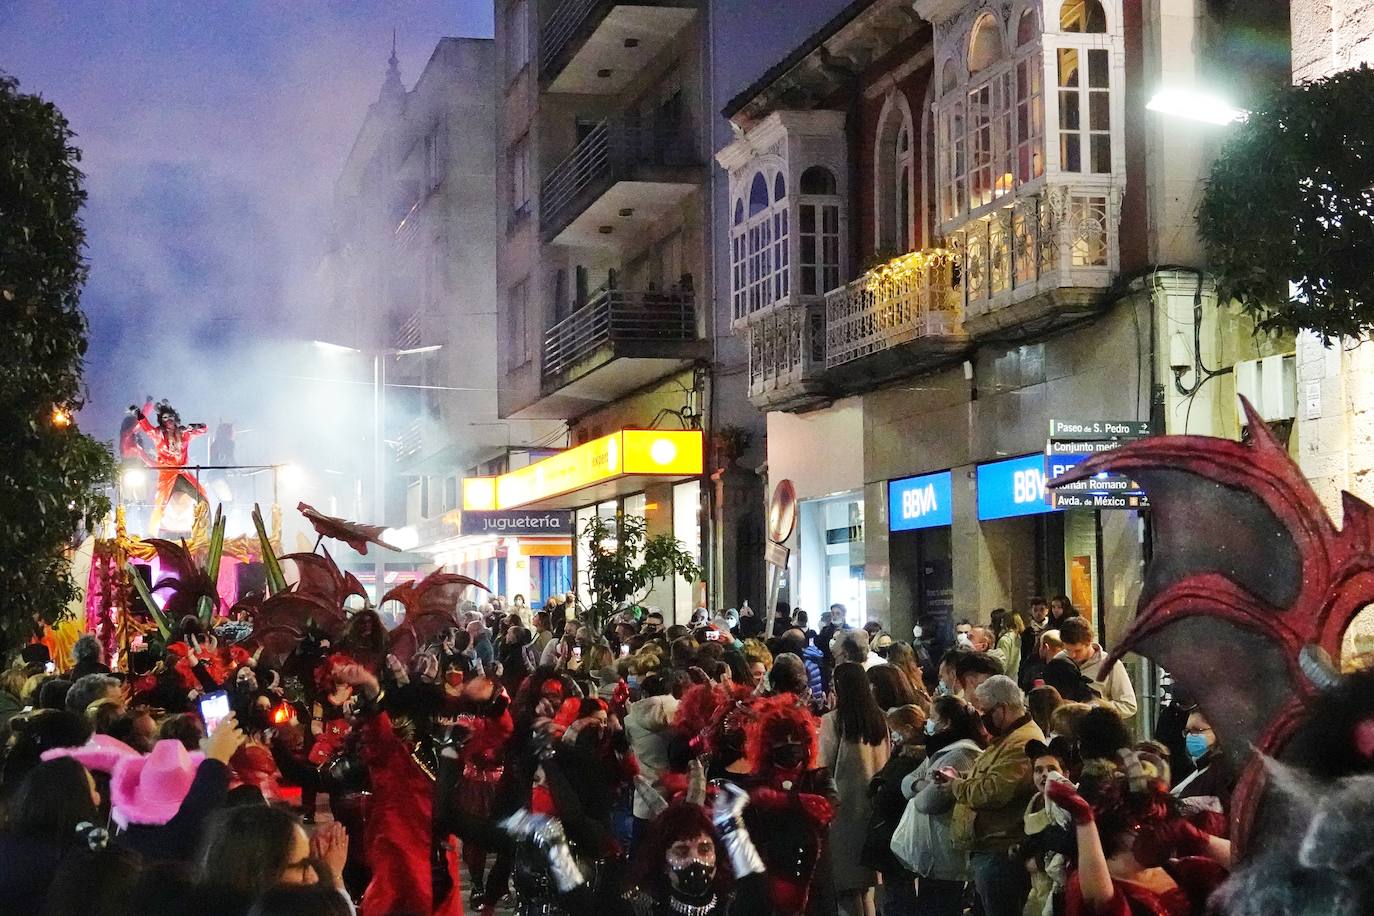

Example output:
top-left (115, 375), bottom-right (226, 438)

top-left (462, 429), bottom-right (704, 511)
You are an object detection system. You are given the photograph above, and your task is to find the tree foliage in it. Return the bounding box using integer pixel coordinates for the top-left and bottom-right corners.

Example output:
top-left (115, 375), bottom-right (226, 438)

top-left (0, 74), bottom-right (114, 655)
top-left (1198, 65), bottom-right (1374, 341)
top-left (580, 513), bottom-right (702, 631)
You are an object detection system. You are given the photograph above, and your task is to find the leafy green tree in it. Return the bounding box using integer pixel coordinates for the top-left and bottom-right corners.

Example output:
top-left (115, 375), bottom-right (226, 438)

top-left (580, 513), bottom-right (701, 631)
top-left (1199, 65), bottom-right (1374, 340)
top-left (0, 74), bottom-right (114, 655)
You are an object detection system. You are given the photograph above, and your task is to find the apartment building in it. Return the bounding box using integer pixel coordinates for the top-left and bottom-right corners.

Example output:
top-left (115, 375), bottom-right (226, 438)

top-left (491, 0), bottom-right (770, 617)
top-left (716, 0), bottom-right (1291, 675)
top-left (325, 39), bottom-right (560, 596)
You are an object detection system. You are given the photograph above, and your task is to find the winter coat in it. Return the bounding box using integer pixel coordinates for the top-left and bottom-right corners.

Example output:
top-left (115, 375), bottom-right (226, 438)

top-left (624, 693), bottom-right (679, 819)
top-left (949, 714), bottom-right (1045, 852)
top-left (898, 737), bottom-right (982, 881)
top-left (801, 645), bottom-right (825, 703)
top-left (1055, 646), bottom-right (1137, 718)
top-left (993, 630), bottom-right (1021, 682)
top-left (819, 712), bottom-right (890, 892)
top-left (865, 747), bottom-right (924, 875)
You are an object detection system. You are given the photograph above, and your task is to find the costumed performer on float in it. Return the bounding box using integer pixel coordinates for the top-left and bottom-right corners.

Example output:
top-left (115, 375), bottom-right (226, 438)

top-left (128, 398), bottom-right (208, 533)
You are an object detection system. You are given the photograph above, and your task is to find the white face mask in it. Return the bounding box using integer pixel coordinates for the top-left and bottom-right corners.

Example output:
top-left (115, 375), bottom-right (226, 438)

top-left (912, 625), bottom-right (924, 639)
top-left (924, 718), bottom-right (938, 736)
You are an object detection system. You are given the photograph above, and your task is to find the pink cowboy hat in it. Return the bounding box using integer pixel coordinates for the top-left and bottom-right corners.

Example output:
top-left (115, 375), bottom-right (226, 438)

top-left (42, 733), bottom-right (141, 774)
top-left (109, 738), bottom-right (205, 828)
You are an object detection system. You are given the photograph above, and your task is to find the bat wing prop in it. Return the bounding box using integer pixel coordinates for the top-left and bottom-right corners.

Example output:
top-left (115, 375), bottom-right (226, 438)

top-left (1051, 397), bottom-right (1374, 850)
top-left (381, 568), bottom-right (489, 663)
top-left (297, 502), bottom-right (398, 556)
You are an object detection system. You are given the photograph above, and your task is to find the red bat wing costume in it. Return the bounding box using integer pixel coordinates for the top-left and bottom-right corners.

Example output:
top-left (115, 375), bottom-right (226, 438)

top-left (1051, 396), bottom-right (1374, 852)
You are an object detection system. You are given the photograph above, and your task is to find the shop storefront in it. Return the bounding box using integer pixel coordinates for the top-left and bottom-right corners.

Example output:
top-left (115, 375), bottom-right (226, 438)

top-left (462, 428), bottom-right (706, 623)
top-left (975, 453), bottom-right (1100, 624)
top-left (887, 470), bottom-right (955, 643)
top-left (795, 491), bottom-right (867, 627)
top-left (417, 508), bottom-right (574, 610)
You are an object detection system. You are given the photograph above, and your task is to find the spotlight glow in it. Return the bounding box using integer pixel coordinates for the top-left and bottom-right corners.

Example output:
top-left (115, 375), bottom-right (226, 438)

top-left (1146, 88), bottom-right (1247, 126)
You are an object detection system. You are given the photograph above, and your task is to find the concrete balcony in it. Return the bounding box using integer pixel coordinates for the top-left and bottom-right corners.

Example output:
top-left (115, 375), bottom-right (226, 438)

top-left (539, 117), bottom-right (700, 247)
top-left (746, 301), bottom-right (829, 412)
top-left (823, 250), bottom-right (967, 387)
top-left (540, 0), bottom-right (698, 95)
top-left (541, 286), bottom-right (707, 403)
top-left (948, 186), bottom-right (1119, 339)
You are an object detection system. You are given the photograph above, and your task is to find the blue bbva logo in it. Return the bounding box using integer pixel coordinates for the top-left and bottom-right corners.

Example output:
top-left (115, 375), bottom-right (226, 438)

top-left (889, 472), bottom-right (953, 532)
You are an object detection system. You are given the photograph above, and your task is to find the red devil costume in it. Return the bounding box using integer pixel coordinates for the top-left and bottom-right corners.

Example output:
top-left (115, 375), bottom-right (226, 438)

top-left (131, 398), bottom-right (207, 533)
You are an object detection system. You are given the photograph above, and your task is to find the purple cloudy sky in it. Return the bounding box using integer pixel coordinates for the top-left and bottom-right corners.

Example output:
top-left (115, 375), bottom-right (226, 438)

top-left (2, 1), bottom-right (492, 444)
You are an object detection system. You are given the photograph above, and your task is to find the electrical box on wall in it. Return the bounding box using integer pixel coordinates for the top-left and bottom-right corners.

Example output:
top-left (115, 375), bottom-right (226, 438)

top-left (1234, 354), bottom-right (1296, 425)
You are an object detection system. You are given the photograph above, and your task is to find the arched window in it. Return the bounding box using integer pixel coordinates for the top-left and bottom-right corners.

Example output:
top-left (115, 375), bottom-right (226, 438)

top-left (801, 165), bottom-right (837, 195)
top-left (749, 173), bottom-right (770, 215)
top-left (731, 170), bottom-right (790, 319)
top-left (937, 8), bottom-right (1046, 221)
top-left (1060, 0), bottom-right (1107, 32)
top-left (968, 13), bottom-right (1004, 73)
top-left (875, 94), bottom-right (916, 254)
top-left (798, 166), bottom-right (842, 296)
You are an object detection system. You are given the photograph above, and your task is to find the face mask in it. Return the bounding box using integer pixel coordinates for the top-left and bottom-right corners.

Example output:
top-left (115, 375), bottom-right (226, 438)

top-left (890, 730), bottom-right (903, 747)
top-left (956, 632), bottom-right (972, 647)
top-left (912, 625), bottom-right (923, 639)
top-left (772, 743), bottom-right (806, 769)
top-left (935, 680), bottom-right (950, 697)
top-left (981, 707), bottom-right (1001, 736)
top-left (445, 671), bottom-right (465, 688)
top-left (671, 861), bottom-right (715, 899)
top-left (1185, 733), bottom-right (1211, 762)
top-left (924, 718), bottom-right (938, 736)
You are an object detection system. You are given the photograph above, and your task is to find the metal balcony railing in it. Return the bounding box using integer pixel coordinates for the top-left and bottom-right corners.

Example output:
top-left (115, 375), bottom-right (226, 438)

top-left (747, 303), bottom-right (826, 402)
top-left (540, 0), bottom-right (603, 77)
top-left (543, 287), bottom-right (696, 380)
top-left (539, 117), bottom-right (695, 237)
top-left (824, 250), bottom-right (962, 369)
top-left (948, 187), bottom-right (1116, 316)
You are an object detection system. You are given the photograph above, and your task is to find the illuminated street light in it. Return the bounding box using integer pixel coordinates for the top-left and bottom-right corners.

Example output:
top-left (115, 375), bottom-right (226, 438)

top-left (122, 468), bottom-right (148, 489)
top-left (1146, 88), bottom-right (1248, 126)
top-left (312, 339), bottom-right (362, 355)
top-left (395, 344), bottom-right (442, 356)
top-left (277, 463), bottom-right (306, 489)
top-left (51, 406), bottom-right (72, 428)
top-left (381, 526), bottom-right (419, 551)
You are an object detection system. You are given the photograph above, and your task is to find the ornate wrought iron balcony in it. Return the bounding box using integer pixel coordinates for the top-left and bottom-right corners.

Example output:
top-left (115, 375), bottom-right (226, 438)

top-left (825, 250), bottom-right (963, 369)
top-left (746, 302), bottom-right (828, 411)
top-left (948, 187), bottom-right (1119, 337)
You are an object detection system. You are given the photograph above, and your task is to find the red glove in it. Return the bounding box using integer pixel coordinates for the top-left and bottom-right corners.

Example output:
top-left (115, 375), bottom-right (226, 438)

top-left (1132, 818), bottom-right (1214, 867)
top-left (1045, 777), bottom-right (1095, 826)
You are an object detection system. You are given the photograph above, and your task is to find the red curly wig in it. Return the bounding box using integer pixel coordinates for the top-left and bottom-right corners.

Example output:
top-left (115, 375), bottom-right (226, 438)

top-left (745, 695), bottom-right (819, 774)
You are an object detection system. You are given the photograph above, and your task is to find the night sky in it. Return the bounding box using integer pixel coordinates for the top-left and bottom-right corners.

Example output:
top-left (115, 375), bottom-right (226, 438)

top-left (2, 0), bottom-right (845, 471)
top-left (2, 1), bottom-right (493, 448)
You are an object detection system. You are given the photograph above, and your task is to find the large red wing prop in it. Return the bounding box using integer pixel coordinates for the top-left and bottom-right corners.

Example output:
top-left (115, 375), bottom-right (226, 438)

top-left (297, 502), bottom-right (398, 556)
top-left (379, 569), bottom-right (488, 663)
top-left (1051, 397), bottom-right (1374, 849)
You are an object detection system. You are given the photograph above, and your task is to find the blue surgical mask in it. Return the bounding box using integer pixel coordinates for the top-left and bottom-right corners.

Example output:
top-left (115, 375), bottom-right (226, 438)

top-left (924, 718), bottom-right (938, 736)
top-left (1185, 733), bottom-right (1210, 762)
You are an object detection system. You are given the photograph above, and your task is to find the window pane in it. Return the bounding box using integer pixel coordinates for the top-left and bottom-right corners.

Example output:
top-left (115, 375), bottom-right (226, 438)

top-left (802, 269), bottom-right (817, 296)
top-left (1090, 134), bottom-right (1111, 173)
top-left (1061, 134), bottom-right (1081, 172)
top-left (800, 206), bottom-right (816, 233)
top-left (823, 207), bottom-right (838, 234)
top-left (1089, 91), bottom-right (1110, 130)
top-left (1060, 91), bottom-right (1080, 130)
top-left (1057, 48), bottom-right (1079, 88)
top-left (1088, 49), bottom-right (1109, 88)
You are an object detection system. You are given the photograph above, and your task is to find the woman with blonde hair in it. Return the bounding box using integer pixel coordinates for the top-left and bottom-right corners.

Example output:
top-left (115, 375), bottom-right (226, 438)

top-left (886, 641), bottom-right (931, 701)
top-left (990, 608), bottom-right (1026, 678)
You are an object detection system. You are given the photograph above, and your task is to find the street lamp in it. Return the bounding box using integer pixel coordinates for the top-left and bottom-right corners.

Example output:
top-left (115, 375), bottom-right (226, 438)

top-left (1146, 88), bottom-right (1247, 126)
top-left (312, 338), bottom-right (443, 602)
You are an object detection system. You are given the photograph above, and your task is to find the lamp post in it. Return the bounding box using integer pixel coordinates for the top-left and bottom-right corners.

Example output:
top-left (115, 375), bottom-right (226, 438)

top-left (313, 339), bottom-right (442, 602)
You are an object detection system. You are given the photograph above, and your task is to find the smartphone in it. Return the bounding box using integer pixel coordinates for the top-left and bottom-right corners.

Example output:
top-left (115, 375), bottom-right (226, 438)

top-left (573, 646), bottom-right (583, 662)
top-left (199, 690), bottom-right (231, 734)
top-left (44, 661), bottom-right (56, 674)
top-left (620, 644), bottom-right (630, 657)
top-left (706, 630), bottom-right (721, 642)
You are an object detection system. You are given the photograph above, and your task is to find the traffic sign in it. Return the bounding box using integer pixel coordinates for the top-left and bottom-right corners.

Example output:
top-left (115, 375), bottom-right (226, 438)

top-left (1051, 492), bottom-right (1151, 510)
top-left (1048, 419), bottom-right (1153, 440)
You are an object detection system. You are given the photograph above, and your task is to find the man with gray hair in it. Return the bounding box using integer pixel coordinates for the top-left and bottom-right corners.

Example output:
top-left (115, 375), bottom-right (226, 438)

top-left (833, 627), bottom-right (884, 671)
top-left (65, 673), bottom-right (123, 717)
top-left (944, 674), bottom-right (1043, 916)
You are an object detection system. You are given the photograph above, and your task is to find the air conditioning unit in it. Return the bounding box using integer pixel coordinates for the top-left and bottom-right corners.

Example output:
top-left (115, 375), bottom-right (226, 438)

top-left (1234, 354), bottom-right (1296, 425)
